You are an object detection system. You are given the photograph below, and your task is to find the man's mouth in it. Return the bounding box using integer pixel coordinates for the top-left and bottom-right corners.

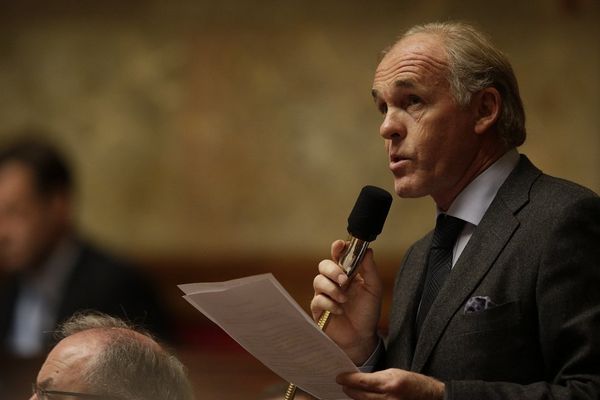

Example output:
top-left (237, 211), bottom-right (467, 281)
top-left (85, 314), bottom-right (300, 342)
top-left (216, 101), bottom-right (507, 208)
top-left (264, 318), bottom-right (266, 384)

top-left (390, 153), bottom-right (409, 163)
top-left (389, 154), bottom-right (410, 172)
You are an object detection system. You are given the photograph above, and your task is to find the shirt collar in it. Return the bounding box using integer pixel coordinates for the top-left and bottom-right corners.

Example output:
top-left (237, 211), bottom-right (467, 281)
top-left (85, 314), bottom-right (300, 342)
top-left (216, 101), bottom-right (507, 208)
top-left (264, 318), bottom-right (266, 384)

top-left (442, 149), bottom-right (520, 226)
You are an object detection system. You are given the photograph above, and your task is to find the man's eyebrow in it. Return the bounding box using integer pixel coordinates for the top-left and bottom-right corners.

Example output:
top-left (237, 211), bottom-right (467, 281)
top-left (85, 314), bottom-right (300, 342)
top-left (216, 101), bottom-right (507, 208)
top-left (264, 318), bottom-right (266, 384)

top-left (38, 377), bottom-right (54, 389)
top-left (394, 79), bottom-right (417, 89)
top-left (371, 79), bottom-right (419, 100)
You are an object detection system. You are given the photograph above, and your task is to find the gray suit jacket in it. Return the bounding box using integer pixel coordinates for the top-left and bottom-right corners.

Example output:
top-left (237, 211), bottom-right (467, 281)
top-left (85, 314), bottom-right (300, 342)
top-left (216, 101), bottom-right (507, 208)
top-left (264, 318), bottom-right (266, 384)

top-left (380, 155), bottom-right (600, 399)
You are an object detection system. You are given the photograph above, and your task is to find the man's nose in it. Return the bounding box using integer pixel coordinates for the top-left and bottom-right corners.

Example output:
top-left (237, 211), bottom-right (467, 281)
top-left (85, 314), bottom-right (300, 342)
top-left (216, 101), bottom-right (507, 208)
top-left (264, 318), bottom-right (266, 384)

top-left (379, 109), bottom-right (406, 141)
top-left (0, 226), bottom-right (9, 246)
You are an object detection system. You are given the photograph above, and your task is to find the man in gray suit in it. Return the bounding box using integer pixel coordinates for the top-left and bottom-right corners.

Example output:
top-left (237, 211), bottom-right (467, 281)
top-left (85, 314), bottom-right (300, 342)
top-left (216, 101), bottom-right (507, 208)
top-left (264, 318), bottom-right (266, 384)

top-left (311, 22), bottom-right (600, 399)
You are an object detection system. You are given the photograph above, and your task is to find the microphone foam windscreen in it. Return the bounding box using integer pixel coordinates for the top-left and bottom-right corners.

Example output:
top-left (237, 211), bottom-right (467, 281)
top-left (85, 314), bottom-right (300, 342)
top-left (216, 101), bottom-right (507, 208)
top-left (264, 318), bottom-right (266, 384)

top-left (347, 185), bottom-right (393, 242)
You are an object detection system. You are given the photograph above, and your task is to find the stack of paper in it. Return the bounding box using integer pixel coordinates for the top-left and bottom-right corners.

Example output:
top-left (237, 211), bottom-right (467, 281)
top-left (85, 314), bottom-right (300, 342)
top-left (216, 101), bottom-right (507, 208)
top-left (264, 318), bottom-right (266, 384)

top-left (179, 273), bottom-right (357, 400)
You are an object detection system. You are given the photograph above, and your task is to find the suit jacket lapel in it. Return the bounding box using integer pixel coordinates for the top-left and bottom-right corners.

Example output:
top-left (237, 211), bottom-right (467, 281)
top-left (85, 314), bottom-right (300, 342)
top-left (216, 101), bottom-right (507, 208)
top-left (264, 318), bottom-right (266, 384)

top-left (0, 276), bottom-right (19, 343)
top-left (410, 155), bottom-right (541, 372)
top-left (384, 238), bottom-right (431, 369)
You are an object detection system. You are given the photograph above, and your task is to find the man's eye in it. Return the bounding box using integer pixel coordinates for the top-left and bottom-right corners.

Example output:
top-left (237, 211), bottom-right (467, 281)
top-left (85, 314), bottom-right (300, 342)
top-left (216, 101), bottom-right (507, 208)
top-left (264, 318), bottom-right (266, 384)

top-left (378, 104), bottom-right (388, 115)
top-left (407, 95), bottom-right (422, 106)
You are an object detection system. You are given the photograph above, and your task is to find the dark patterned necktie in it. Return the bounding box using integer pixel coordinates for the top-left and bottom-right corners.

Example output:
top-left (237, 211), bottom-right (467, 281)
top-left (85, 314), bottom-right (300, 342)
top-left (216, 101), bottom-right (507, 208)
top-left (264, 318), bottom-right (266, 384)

top-left (415, 214), bottom-right (466, 336)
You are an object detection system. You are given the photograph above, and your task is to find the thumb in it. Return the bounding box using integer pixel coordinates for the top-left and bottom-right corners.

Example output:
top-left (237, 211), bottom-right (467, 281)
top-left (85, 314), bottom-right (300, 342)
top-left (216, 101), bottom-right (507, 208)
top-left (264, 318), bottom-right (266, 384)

top-left (331, 239), bottom-right (347, 263)
top-left (355, 248), bottom-right (382, 292)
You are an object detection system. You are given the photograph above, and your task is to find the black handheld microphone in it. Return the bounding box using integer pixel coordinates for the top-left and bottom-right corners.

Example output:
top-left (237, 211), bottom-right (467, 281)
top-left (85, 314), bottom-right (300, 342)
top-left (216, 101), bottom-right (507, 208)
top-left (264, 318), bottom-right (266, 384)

top-left (317, 185), bottom-right (392, 328)
top-left (337, 185), bottom-right (393, 282)
top-left (284, 185), bottom-right (392, 400)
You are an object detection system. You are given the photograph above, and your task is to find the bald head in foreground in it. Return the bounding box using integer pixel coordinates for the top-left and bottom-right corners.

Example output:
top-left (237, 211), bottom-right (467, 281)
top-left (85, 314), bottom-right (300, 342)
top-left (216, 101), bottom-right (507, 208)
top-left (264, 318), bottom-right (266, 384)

top-left (30, 313), bottom-right (194, 400)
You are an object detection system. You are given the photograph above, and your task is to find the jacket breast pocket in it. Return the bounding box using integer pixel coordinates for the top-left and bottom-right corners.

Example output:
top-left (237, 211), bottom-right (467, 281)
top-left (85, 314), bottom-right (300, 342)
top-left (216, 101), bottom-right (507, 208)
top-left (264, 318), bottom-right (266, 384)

top-left (450, 300), bottom-right (521, 335)
top-left (432, 300), bottom-right (538, 382)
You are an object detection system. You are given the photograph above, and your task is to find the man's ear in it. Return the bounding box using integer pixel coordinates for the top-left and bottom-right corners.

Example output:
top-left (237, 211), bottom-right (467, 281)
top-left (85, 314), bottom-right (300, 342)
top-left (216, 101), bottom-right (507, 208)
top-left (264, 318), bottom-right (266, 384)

top-left (48, 191), bottom-right (72, 226)
top-left (474, 87), bottom-right (501, 135)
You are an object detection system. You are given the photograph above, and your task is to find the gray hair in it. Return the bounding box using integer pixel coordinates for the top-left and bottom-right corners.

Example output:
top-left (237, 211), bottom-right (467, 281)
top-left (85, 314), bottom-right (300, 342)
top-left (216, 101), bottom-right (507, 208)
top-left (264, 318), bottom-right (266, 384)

top-left (57, 312), bottom-right (194, 400)
top-left (399, 21), bottom-right (526, 148)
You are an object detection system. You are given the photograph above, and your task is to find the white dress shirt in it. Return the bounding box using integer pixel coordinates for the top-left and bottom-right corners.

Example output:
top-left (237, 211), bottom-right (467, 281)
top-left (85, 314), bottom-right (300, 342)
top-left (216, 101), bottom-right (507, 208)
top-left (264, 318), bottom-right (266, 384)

top-left (7, 238), bottom-right (80, 357)
top-left (444, 149), bottom-right (520, 266)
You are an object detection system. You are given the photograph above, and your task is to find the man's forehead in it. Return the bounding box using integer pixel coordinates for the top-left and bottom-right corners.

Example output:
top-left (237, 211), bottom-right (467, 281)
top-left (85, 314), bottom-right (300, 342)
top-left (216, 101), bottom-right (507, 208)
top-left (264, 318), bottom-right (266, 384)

top-left (388, 32), bottom-right (447, 59)
top-left (373, 33), bottom-right (449, 92)
top-left (36, 331), bottom-right (101, 388)
top-left (0, 162), bottom-right (34, 186)
top-left (50, 330), bottom-right (104, 360)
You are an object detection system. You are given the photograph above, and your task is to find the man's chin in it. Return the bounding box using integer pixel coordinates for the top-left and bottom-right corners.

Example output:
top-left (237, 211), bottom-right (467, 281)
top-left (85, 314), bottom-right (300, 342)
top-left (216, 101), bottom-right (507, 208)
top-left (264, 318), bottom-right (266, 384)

top-left (393, 181), bottom-right (428, 199)
top-left (0, 257), bottom-right (32, 273)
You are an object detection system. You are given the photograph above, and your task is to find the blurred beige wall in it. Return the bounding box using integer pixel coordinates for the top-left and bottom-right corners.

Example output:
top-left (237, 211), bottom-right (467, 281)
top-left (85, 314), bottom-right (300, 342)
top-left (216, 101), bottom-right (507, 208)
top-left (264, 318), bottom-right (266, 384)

top-left (0, 0), bottom-right (598, 262)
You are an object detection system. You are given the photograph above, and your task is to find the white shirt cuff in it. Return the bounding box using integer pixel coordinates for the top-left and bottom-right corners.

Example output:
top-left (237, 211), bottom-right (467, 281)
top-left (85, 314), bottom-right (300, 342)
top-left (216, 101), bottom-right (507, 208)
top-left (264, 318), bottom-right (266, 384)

top-left (358, 337), bottom-right (384, 372)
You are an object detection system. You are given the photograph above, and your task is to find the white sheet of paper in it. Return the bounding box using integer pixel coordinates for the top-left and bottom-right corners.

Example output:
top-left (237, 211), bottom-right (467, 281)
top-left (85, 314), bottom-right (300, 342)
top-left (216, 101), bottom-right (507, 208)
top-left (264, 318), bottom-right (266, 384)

top-left (179, 273), bottom-right (357, 400)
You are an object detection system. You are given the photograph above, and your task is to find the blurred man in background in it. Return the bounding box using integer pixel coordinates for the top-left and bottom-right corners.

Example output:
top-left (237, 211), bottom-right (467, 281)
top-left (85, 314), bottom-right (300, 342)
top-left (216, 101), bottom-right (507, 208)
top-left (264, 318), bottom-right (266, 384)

top-left (31, 312), bottom-right (194, 400)
top-left (0, 134), bottom-right (169, 361)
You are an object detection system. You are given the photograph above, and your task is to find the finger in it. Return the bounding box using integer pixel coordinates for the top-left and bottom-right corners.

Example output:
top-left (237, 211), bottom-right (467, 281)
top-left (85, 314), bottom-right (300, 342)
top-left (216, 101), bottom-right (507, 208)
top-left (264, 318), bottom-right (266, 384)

top-left (310, 293), bottom-right (344, 317)
top-left (352, 249), bottom-right (382, 294)
top-left (313, 274), bottom-right (347, 303)
top-left (337, 372), bottom-right (386, 393)
top-left (342, 386), bottom-right (382, 400)
top-left (318, 259), bottom-right (348, 287)
top-left (338, 372), bottom-right (385, 400)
